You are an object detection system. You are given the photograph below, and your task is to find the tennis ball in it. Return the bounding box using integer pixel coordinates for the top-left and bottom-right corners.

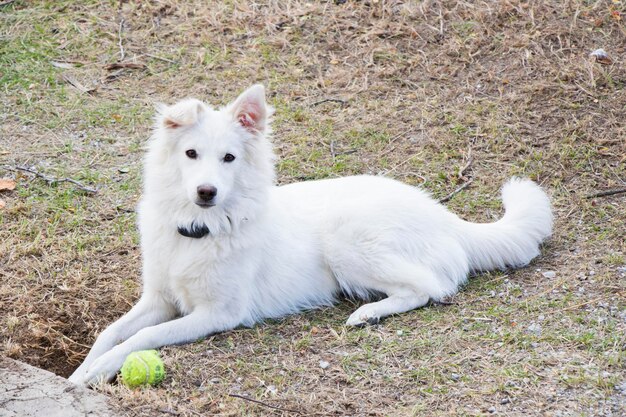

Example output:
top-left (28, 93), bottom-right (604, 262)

top-left (120, 350), bottom-right (165, 388)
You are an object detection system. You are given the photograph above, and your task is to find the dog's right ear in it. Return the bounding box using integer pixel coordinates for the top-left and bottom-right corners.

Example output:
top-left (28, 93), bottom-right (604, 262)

top-left (158, 99), bottom-right (205, 130)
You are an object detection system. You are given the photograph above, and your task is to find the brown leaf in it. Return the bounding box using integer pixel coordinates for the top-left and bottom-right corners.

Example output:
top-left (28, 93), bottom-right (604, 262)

top-left (0, 178), bottom-right (16, 191)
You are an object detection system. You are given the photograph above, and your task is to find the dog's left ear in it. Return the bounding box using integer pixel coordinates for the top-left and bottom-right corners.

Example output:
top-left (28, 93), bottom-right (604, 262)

top-left (229, 84), bottom-right (269, 135)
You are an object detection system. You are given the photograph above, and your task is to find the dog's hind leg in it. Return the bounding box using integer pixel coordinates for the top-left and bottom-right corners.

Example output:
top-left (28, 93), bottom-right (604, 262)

top-left (343, 261), bottom-right (441, 326)
top-left (346, 289), bottom-right (429, 326)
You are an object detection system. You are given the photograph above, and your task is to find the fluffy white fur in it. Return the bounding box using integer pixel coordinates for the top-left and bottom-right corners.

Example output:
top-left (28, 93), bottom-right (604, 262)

top-left (69, 85), bottom-right (553, 385)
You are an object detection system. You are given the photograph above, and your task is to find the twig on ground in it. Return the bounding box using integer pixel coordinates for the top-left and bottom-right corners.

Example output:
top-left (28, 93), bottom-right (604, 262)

top-left (458, 149), bottom-right (473, 179)
top-left (228, 393), bottom-right (302, 414)
top-left (117, 0), bottom-right (125, 61)
top-left (379, 128), bottom-right (416, 159)
top-left (438, 6), bottom-right (444, 35)
top-left (4, 166), bottom-right (98, 194)
top-left (104, 62), bottom-right (146, 70)
top-left (116, 206), bottom-right (135, 213)
top-left (383, 153), bottom-right (423, 176)
top-left (430, 299), bottom-right (455, 306)
top-left (439, 178), bottom-right (473, 203)
top-left (144, 53), bottom-right (178, 64)
top-left (585, 188), bottom-right (626, 199)
top-left (311, 98), bottom-right (346, 107)
top-left (47, 327), bottom-right (93, 350)
top-left (158, 409), bottom-right (180, 416)
top-left (61, 74), bottom-right (96, 94)
top-left (461, 317), bottom-right (493, 322)
top-left (329, 140), bottom-right (358, 159)
top-left (575, 82), bottom-right (596, 98)
top-left (102, 69), bottom-right (125, 83)
top-left (558, 296), bottom-right (606, 313)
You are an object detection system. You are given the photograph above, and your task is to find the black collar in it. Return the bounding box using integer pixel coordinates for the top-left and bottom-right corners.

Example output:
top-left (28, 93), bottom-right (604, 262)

top-left (177, 222), bottom-right (210, 238)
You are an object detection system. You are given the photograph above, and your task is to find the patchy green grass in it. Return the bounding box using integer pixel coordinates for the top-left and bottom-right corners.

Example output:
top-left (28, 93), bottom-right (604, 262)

top-left (1, 0), bottom-right (625, 416)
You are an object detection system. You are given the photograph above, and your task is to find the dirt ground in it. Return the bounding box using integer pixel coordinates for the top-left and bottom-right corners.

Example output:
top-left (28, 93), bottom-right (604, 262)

top-left (1, 0), bottom-right (625, 416)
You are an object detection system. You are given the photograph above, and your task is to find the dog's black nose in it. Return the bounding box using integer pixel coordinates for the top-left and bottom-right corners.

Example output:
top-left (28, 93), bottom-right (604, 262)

top-left (197, 185), bottom-right (218, 201)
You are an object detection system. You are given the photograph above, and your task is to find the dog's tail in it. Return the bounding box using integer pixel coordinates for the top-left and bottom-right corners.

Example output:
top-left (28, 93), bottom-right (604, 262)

top-left (458, 178), bottom-right (553, 272)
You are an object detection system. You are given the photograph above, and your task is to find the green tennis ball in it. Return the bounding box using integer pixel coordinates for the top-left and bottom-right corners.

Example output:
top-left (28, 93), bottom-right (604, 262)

top-left (120, 350), bottom-right (165, 388)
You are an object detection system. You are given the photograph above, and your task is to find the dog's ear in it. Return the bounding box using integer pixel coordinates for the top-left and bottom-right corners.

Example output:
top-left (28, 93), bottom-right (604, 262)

top-left (228, 84), bottom-right (269, 135)
top-left (160, 99), bottom-right (205, 130)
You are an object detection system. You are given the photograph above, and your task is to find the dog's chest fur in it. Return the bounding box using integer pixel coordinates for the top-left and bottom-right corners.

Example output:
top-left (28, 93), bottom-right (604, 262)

top-left (157, 232), bottom-right (257, 316)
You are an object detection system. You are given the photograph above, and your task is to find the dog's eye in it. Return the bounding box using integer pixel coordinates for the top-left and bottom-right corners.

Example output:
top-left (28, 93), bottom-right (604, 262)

top-left (185, 149), bottom-right (197, 159)
top-left (223, 153), bottom-right (236, 163)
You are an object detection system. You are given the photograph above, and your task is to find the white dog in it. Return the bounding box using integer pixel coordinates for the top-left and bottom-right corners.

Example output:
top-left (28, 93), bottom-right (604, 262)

top-left (69, 85), bottom-right (552, 385)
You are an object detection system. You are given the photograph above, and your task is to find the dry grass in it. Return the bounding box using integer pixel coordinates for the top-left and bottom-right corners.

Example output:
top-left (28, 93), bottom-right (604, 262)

top-left (1, 0), bottom-right (625, 415)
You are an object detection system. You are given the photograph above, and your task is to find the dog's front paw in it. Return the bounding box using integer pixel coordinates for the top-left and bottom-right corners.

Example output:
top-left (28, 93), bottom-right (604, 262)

top-left (346, 305), bottom-right (381, 327)
top-left (68, 370), bottom-right (86, 386)
top-left (68, 363), bottom-right (86, 385)
top-left (78, 350), bottom-right (126, 386)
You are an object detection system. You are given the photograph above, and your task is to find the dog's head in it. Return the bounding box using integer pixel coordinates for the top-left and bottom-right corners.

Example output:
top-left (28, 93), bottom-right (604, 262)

top-left (147, 85), bottom-right (275, 220)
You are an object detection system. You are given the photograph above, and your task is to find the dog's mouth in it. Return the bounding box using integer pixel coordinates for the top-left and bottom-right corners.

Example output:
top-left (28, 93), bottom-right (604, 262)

top-left (195, 201), bottom-right (216, 208)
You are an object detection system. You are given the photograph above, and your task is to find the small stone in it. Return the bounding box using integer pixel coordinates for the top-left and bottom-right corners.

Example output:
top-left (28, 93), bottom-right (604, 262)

top-left (542, 271), bottom-right (556, 279)
top-left (589, 48), bottom-right (613, 65)
top-left (319, 360), bottom-right (330, 369)
top-left (527, 323), bottom-right (542, 336)
top-left (209, 377), bottom-right (221, 384)
top-left (500, 398), bottom-right (510, 405)
top-left (451, 373), bottom-right (460, 381)
top-left (488, 406), bottom-right (496, 413)
top-left (396, 330), bottom-right (404, 336)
